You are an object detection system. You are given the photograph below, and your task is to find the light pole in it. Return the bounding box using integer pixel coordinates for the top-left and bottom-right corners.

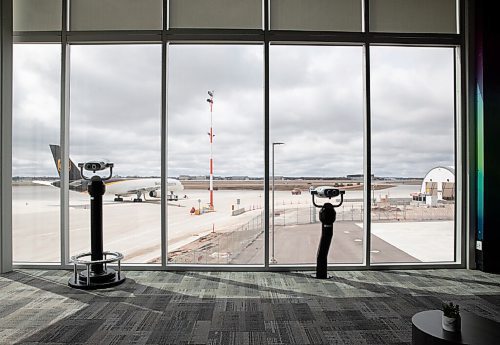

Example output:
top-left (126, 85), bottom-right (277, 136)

top-left (206, 90), bottom-right (215, 210)
top-left (271, 142), bottom-right (284, 264)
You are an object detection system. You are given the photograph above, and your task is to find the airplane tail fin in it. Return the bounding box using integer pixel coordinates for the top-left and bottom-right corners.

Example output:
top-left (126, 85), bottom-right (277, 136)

top-left (49, 144), bottom-right (82, 181)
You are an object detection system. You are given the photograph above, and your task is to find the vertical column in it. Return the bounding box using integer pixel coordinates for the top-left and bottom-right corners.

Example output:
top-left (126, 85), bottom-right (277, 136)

top-left (161, 0), bottom-right (168, 267)
top-left (474, 0), bottom-right (485, 271)
top-left (459, 0), bottom-right (469, 268)
top-left (161, 42), bottom-right (167, 267)
top-left (0, 0), bottom-right (13, 273)
top-left (60, 0), bottom-right (70, 266)
top-left (475, 0), bottom-right (500, 273)
top-left (363, 0), bottom-right (372, 268)
top-left (466, 0), bottom-right (477, 270)
top-left (264, 0), bottom-right (270, 268)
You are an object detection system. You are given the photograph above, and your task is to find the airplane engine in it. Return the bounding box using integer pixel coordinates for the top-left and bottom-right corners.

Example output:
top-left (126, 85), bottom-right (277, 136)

top-left (149, 191), bottom-right (158, 198)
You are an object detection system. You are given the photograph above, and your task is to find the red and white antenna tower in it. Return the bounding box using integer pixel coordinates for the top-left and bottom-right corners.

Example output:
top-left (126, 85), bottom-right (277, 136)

top-left (206, 90), bottom-right (215, 210)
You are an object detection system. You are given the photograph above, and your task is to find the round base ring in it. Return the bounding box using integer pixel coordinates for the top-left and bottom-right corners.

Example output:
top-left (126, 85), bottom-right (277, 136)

top-left (68, 268), bottom-right (126, 290)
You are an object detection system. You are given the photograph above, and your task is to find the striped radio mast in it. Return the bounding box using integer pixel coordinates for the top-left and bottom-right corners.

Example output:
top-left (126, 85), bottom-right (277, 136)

top-left (207, 90), bottom-right (215, 210)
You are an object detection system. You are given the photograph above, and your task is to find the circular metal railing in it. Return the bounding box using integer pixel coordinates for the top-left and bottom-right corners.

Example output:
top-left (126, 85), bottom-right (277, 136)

top-left (70, 251), bottom-right (124, 286)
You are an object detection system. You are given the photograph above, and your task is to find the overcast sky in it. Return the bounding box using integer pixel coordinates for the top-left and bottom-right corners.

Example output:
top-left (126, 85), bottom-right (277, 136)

top-left (12, 44), bottom-right (455, 178)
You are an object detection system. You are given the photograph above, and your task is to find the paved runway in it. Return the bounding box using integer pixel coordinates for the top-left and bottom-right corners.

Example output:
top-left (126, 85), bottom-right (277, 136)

top-left (232, 221), bottom-right (419, 265)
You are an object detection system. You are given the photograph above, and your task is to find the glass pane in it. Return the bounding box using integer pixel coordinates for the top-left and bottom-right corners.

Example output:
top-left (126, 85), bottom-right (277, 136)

top-left (70, 0), bottom-right (163, 31)
top-left (270, 45), bottom-right (365, 265)
top-left (168, 45), bottom-right (264, 265)
top-left (69, 45), bottom-right (161, 264)
top-left (12, 44), bottom-right (61, 263)
top-left (169, 0), bottom-right (262, 29)
top-left (370, 46), bottom-right (456, 263)
top-left (13, 0), bottom-right (62, 31)
top-left (370, 0), bottom-right (458, 33)
top-left (270, 0), bottom-right (362, 32)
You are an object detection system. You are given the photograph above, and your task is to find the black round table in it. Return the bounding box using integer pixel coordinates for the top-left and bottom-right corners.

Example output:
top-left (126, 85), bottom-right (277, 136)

top-left (412, 310), bottom-right (500, 345)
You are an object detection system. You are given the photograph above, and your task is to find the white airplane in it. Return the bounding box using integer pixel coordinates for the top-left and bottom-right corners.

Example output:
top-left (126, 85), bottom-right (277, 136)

top-left (47, 145), bottom-right (184, 202)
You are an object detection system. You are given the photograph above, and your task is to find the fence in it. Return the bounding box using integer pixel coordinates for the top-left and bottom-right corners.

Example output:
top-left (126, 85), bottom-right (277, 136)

top-left (170, 201), bottom-right (454, 264)
top-left (171, 211), bottom-right (264, 265)
top-left (272, 202), bottom-right (454, 226)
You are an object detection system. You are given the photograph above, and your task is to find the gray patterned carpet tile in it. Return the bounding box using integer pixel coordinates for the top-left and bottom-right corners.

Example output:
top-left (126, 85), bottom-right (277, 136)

top-left (0, 269), bottom-right (499, 344)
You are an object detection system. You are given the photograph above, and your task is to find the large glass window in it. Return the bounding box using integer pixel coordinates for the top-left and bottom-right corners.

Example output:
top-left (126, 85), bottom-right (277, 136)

top-left (370, 46), bottom-right (456, 263)
top-left (167, 44), bottom-right (264, 265)
top-left (8, 0), bottom-right (464, 269)
top-left (12, 44), bottom-right (61, 263)
top-left (270, 45), bottom-right (365, 265)
top-left (69, 45), bottom-right (162, 264)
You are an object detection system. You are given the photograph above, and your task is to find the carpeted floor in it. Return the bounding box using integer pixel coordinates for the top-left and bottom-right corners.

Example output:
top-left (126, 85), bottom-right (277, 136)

top-left (0, 269), bottom-right (499, 344)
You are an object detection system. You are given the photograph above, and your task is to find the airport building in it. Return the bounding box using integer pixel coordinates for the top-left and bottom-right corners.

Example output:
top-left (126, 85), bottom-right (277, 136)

top-left (421, 166), bottom-right (456, 201)
top-left (346, 174), bottom-right (374, 180)
top-left (1, 1), bottom-right (499, 344)
top-left (412, 166), bottom-right (456, 205)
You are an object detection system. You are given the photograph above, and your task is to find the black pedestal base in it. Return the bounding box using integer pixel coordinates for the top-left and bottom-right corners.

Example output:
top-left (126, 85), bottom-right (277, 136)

top-left (68, 268), bottom-right (125, 290)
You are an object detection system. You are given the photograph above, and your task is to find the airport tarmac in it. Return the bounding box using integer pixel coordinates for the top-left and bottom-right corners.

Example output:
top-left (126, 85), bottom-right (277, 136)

top-left (12, 184), bottom-right (455, 265)
top-left (178, 221), bottom-right (420, 265)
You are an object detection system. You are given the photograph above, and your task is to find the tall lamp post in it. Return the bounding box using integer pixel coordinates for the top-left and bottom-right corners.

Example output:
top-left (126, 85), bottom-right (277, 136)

top-left (271, 142), bottom-right (284, 264)
top-left (206, 91), bottom-right (215, 210)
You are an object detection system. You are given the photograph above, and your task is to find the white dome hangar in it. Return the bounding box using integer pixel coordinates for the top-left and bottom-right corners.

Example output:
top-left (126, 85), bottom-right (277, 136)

top-left (420, 166), bottom-right (455, 201)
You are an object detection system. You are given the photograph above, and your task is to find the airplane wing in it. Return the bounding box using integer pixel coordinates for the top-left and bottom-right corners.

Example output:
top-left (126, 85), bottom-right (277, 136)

top-left (32, 180), bottom-right (57, 187)
top-left (33, 179), bottom-right (88, 193)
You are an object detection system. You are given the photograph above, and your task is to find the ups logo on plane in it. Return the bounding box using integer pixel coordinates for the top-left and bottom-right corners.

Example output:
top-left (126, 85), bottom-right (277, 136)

top-left (57, 159), bottom-right (72, 173)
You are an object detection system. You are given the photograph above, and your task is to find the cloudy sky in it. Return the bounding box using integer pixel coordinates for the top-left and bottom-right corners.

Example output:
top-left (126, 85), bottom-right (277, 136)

top-left (12, 43), bottom-right (455, 178)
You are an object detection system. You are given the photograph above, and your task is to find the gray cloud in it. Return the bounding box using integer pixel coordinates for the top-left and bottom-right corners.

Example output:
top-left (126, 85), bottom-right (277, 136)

top-left (168, 45), bottom-right (264, 177)
top-left (371, 46), bottom-right (455, 177)
top-left (12, 44), bottom-right (455, 179)
top-left (12, 45), bottom-right (61, 177)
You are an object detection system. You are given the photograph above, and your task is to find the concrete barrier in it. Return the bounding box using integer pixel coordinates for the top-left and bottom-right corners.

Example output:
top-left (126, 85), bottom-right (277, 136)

top-left (232, 208), bottom-right (245, 216)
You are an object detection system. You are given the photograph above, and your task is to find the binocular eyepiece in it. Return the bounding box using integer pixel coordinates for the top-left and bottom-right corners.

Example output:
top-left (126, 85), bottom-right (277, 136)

top-left (78, 160), bottom-right (114, 181)
top-left (78, 161), bottom-right (113, 173)
top-left (310, 186), bottom-right (345, 208)
top-left (310, 186), bottom-right (345, 199)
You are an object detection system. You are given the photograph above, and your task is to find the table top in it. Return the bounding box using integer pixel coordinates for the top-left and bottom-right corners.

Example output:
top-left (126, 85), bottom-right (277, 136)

top-left (412, 310), bottom-right (500, 345)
